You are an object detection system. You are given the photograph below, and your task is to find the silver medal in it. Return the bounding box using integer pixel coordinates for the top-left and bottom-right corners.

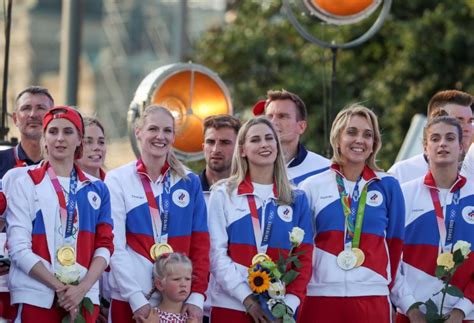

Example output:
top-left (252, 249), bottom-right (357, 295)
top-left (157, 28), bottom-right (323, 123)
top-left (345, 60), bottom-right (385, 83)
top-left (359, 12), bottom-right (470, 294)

top-left (336, 249), bottom-right (357, 270)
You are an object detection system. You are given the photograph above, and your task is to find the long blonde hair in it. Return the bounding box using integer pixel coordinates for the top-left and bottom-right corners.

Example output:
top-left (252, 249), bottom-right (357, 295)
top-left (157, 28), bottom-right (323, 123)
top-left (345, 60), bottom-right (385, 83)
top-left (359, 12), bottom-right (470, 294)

top-left (222, 117), bottom-right (293, 205)
top-left (136, 105), bottom-right (187, 179)
top-left (330, 104), bottom-right (382, 171)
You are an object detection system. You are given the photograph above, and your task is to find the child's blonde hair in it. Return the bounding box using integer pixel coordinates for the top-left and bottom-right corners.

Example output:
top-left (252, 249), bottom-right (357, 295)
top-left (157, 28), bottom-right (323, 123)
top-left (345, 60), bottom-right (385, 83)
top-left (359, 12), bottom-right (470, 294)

top-left (146, 252), bottom-right (193, 300)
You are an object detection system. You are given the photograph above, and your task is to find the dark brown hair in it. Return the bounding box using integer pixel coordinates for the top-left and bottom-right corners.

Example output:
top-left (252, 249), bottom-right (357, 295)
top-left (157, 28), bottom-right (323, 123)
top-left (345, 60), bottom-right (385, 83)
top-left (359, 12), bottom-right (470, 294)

top-left (203, 114), bottom-right (241, 135)
top-left (427, 90), bottom-right (473, 118)
top-left (266, 89), bottom-right (307, 121)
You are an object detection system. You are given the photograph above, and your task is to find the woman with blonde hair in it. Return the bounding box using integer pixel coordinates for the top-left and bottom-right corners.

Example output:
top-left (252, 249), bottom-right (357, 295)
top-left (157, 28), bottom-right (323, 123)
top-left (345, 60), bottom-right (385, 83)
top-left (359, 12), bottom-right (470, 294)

top-left (208, 116), bottom-right (313, 322)
top-left (300, 104), bottom-right (405, 322)
top-left (105, 105), bottom-right (209, 323)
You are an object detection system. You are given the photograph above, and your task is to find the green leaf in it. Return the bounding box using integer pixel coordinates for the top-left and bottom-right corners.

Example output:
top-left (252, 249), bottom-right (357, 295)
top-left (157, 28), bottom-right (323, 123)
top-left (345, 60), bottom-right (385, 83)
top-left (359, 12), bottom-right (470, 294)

top-left (283, 313), bottom-right (296, 323)
top-left (75, 313), bottom-right (86, 323)
top-left (62, 315), bottom-right (70, 323)
top-left (277, 253), bottom-right (286, 273)
top-left (271, 303), bottom-right (286, 318)
top-left (445, 285), bottom-right (464, 298)
top-left (435, 266), bottom-right (446, 279)
top-left (286, 256), bottom-right (298, 264)
top-left (453, 249), bottom-right (464, 264)
top-left (281, 269), bottom-right (300, 285)
top-left (425, 298), bottom-right (439, 315)
top-left (291, 250), bottom-right (306, 257)
top-left (408, 301), bottom-right (423, 312)
top-left (425, 309), bottom-right (443, 323)
top-left (293, 258), bottom-right (302, 269)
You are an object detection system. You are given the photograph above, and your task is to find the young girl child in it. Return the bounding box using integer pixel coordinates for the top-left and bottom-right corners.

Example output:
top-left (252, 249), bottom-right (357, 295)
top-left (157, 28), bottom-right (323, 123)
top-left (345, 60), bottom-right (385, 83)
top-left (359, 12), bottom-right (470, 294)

top-left (143, 253), bottom-right (197, 323)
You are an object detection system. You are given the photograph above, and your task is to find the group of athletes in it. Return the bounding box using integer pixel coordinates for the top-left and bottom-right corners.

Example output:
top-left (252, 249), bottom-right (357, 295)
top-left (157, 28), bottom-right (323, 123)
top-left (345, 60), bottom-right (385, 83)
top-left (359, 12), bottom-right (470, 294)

top-left (0, 86), bottom-right (472, 323)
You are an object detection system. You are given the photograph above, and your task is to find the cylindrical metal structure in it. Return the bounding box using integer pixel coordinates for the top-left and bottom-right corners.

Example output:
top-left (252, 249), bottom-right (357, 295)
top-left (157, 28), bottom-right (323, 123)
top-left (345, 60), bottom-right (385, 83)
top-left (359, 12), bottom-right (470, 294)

top-left (59, 0), bottom-right (82, 105)
top-left (128, 63), bottom-right (233, 161)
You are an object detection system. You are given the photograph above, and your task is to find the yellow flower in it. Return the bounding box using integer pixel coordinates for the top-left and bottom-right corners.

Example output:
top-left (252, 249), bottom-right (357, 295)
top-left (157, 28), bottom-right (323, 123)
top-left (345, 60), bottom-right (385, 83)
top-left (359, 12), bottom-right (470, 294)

top-left (437, 252), bottom-right (455, 270)
top-left (248, 270), bottom-right (271, 294)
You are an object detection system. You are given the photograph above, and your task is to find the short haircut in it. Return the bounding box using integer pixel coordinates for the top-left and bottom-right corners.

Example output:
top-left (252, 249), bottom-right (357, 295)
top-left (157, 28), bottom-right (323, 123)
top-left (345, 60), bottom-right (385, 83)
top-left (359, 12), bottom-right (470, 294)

top-left (15, 86), bottom-right (54, 109)
top-left (427, 90), bottom-right (473, 118)
top-left (203, 114), bottom-right (241, 135)
top-left (266, 89), bottom-right (307, 121)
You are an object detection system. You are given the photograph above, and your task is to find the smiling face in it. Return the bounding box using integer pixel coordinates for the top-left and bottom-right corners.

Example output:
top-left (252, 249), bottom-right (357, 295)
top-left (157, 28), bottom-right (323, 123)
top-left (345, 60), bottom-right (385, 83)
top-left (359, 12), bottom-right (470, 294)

top-left (155, 263), bottom-right (192, 304)
top-left (424, 122), bottom-right (462, 167)
top-left (14, 93), bottom-right (53, 140)
top-left (241, 123), bottom-right (278, 169)
top-left (136, 109), bottom-right (175, 162)
top-left (77, 124), bottom-right (106, 175)
top-left (44, 118), bottom-right (82, 163)
top-left (338, 115), bottom-right (374, 168)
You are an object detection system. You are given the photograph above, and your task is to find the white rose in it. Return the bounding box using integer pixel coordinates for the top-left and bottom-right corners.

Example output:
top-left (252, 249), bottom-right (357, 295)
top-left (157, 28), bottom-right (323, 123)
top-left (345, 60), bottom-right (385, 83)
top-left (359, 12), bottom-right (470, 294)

top-left (55, 264), bottom-right (80, 284)
top-left (289, 227), bottom-right (305, 247)
top-left (453, 240), bottom-right (471, 258)
top-left (268, 281), bottom-right (286, 300)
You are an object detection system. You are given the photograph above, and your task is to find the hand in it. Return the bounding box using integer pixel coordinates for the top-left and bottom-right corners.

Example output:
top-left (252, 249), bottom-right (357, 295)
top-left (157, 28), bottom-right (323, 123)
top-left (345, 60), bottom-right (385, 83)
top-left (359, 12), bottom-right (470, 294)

top-left (243, 295), bottom-right (270, 323)
top-left (57, 284), bottom-right (87, 311)
top-left (406, 307), bottom-right (426, 323)
top-left (96, 305), bottom-right (109, 323)
top-left (187, 317), bottom-right (199, 323)
top-left (133, 304), bottom-right (151, 323)
top-left (141, 307), bottom-right (160, 323)
top-left (182, 303), bottom-right (203, 322)
top-left (0, 263), bottom-right (9, 276)
top-left (445, 309), bottom-right (465, 323)
top-left (69, 307), bottom-right (80, 322)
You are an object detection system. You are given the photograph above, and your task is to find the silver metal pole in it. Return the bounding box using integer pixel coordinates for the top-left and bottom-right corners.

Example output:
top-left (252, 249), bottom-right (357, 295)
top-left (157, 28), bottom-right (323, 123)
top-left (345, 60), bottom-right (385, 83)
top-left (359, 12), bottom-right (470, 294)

top-left (59, 0), bottom-right (82, 105)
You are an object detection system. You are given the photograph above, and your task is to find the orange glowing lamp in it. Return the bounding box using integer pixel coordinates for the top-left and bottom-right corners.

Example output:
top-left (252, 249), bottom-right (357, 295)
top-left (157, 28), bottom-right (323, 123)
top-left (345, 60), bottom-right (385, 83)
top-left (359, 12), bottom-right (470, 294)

top-left (305, 0), bottom-right (382, 25)
top-left (128, 63), bottom-right (232, 161)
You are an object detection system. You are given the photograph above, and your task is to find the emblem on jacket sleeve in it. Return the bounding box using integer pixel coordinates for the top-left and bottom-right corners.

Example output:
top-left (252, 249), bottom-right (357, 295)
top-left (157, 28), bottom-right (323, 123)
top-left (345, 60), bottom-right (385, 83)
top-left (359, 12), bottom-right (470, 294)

top-left (462, 206), bottom-right (474, 224)
top-left (277, 205), bottom-right (293, 222)
top-left (87, 191), bottom-right (101, 210)
top-left (366, 190), bottom-right (383, 207)
top-left (172, 189), bottom-right (190, 207)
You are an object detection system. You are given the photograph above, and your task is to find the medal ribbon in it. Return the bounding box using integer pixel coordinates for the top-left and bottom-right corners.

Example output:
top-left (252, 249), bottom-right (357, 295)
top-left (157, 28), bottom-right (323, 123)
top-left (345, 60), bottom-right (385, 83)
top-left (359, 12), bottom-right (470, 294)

top-left (247, 195), bottom-right (275, 254)
top-left (47, 166), bottom-right (78, 240)
top-left (428, 188), bottom-right (459, 253)
top-left (336, 174), bottom-right (368, 249)
top-left (139, 171), bottom-right (171, 244)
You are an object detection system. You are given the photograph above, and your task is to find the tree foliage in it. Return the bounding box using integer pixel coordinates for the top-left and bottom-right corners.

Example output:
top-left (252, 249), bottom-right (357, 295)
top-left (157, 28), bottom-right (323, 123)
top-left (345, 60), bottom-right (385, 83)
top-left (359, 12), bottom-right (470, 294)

top-left (193, 0), bottom-right (474, 168)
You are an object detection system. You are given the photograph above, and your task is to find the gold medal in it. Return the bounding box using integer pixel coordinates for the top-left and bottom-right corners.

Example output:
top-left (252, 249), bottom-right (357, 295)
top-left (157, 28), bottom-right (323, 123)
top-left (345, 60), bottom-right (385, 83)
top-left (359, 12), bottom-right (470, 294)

top-left (57, 246), bottom-right (76, 266)
top-left (251, 253), bottom-right (271, 265)
top-left (352, 247), bottom-right (365, 267)
top-left (150, 243), bottom-right (174, 261)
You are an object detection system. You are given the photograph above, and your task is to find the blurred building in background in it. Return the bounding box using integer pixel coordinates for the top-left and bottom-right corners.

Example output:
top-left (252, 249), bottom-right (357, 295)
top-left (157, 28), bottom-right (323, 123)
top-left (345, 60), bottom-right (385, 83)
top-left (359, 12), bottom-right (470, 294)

top-left (0, 0), bottom-right (226, 166)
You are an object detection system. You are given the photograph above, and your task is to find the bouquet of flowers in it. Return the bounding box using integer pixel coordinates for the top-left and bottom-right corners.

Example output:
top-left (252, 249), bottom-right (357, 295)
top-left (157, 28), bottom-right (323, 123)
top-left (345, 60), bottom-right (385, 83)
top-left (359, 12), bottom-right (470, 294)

top-left (55, 264), bottom-right (94, 323)
top-left (409, 240), bottom-right (471, 323)
top-left (247, 227), bottom-right (306, 323)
